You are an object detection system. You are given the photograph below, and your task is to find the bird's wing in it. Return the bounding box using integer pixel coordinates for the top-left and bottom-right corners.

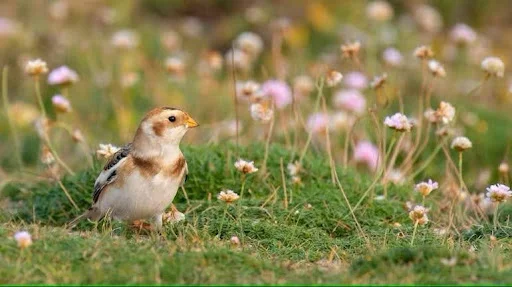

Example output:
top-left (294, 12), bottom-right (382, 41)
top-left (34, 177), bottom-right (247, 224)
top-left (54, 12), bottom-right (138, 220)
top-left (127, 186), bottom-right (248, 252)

top-left (93, 143), bottom-right (132, 203)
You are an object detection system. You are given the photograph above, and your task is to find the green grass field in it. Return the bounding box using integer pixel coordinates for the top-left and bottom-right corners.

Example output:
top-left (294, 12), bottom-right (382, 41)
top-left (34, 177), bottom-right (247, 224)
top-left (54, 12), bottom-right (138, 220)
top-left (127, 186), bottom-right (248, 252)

top-left (2, 143), bottom-right (512, 284)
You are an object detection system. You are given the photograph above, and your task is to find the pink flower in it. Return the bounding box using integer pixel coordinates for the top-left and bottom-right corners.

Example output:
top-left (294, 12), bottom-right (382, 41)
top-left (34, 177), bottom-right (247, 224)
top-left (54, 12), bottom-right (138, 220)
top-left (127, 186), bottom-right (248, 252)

top-left (343, 71), bottom-right (368, 90)
top-left (382, 47), bottom-right (403, 67)
top-left (354, 141), bottom-right (379, 171)
top-left (333, 89), bottom-right (366, 115)
top-left (51, 94), bottom-right (72, 113)
top-left (306, 112), bottom-right (329, 134)
top-left (261, 80), bottom-right (292, 109)
top-left (47, 66), bottom-right (79, 86)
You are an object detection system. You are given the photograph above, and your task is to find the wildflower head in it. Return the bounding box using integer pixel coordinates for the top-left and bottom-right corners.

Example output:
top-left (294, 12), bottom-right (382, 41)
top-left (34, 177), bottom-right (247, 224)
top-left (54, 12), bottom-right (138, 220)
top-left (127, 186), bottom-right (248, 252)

top-left (341, 41), bottom-right (361, 59)
top-left (225, 48), bottom-right (250, 71)
top-left (287, 161), bottom-right (302, 176)
top-left (450, 23), bottom-right (477, 46)
top-left (486, 184), bottom-right (512, 203)
top-left (481, 57), bottom-right (505, 78)
top-left (40, 145), bottom-right (55, 165)
top-left (409, 205), bottom-right (429, 225)
top-left (235, 32), bottom-right (263, 58)
top-left (435, 101), bottom-right (455, 124)
top-left (414, 5), bottom-right (443, 34)
top-left (165, 56), bottom-right (186, 78)
top-left (111, 29), bottom-right (139, 50)
top-left (307, 112), bottom-right (330, 134)
top-left (25, 59), bottom-right (48, 77)
top-left (51, 95), bottom-right (72, 113)
top-left (366, 1), bottom-right (394, 22)
top-left (354, 141), bottom-right (379, 171)
top-left (451, 136), bottom-right (472, 152)
top-left (71, 129), bottom-right (85, 143)
top-left (261, 80), bottom-right (292, 110)
top-left (499, 162), bottom-right (509, 174)
top-left (250, 103), bottom-right (273, 123)
top-left (14, 231), bottom-right (32, 249)
top-left (370, 73), bottom-right (387, 90)
top-left (236, 81), bottom-right (261, 103)
top-left (230, 235), bottom-right (241, 245)
top-left (428, 60), bottom-right (446, 77)
top-left (415, 179), bottom-right (439, 197)
top-left (326, 70), bottom-right (343, 87)
top-left (384, 113), bottom-right (412, 132)
top-left (234, 159), bottom-right (259, 174)
top-left (413, 45), bottom-right (434, 60)
top-left (96, 143), bottom-right (120, 159)
top-left (382, 47), bottom-right (403, 67)
top-left (333, 89), bottom-right (366, 115)
top-left (47, 66), bottom-right (79, 86)
top-left (161, 30), bottom-right (182, 51)
top-left (217, 190), bottom-right (240, 203)
top-left (344, 71), bottom-right (368, 90)
top-left (293, 75), bottom-right (314, 97)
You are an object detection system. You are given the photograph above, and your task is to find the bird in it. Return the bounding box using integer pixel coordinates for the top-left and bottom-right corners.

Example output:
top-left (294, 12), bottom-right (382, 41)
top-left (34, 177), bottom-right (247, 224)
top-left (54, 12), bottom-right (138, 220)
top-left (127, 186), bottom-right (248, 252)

top-left (69, 107), bottom-right (198, 230)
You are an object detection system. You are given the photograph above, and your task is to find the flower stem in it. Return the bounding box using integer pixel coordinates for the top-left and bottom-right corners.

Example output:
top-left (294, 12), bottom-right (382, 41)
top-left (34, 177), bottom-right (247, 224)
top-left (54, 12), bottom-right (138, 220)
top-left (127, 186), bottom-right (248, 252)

top-left (217, 205), bottom-right (229, 238)
top-left (493, 204), bottom-right (499, 231)
top-left (410, 221), bottom-right (419, 246)
top-left (2, 66), bottom-right (23, 169)
top-left (458, 152), bottom-right (464, 190)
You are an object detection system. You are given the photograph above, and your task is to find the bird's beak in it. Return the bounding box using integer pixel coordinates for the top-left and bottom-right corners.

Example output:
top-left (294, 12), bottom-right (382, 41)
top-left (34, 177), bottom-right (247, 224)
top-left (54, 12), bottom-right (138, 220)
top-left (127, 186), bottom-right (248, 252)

top-left (185, 115), bottom-right (199, 128)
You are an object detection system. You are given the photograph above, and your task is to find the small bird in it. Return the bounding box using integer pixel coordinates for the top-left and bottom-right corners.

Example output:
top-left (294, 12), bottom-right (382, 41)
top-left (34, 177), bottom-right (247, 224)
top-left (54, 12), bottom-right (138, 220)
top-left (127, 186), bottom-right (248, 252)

top-left (70, 107), bottom-right (198, 230)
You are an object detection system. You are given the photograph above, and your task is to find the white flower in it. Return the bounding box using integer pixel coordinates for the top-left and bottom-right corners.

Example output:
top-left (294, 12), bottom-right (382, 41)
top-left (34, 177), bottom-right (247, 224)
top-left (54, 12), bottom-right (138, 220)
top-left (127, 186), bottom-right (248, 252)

top-left (424, 108), bottom-right (438, 123)
top-left (486, 184), bottom-right (512, 203)
top-left (14, 231), bottom-right (32, 248)
top-left (71, 129), bottom-right (85, 143)
top-left (366, 1), bottom-right (394, 22)
top-left (225, 48), bottom-right (251, 71)
top-left (415, 179), bottom-right (439, 197)
top-left (217, 190), bottom-right (240, 203)
top-left (111, 29), bottom-right (139, 49)
top-left (326, 70), bottom-right (343, 87)
top-left (236, 81), bottom-right (261, 102)
top-left (481, 57), bottom-right (505, 78)
top-left (40, 145), bottom-right (55, 165)
top-left (287, 161), bottom-right (302, 176)
top-left (25, 59), bottom-right (48, 76)
top-left (96, 143), bottom-right (120, 159)
top-left (385, 169), bottom-right (405, 184)
top-left (235, 32), bottom-right (263, 58)
top-left (384, 113), bottom-right (412, 132)
top-left (435, 101), bottom-right (455, 124)
top-left (428, 60), bottom-right (446, 77)
top-left (165, 56), bottom-right (186, 77)
top-left (409, 205), bottom-right (429, 225)
top-left (370, 73), bottom-right (387, 89)
top-left (413, 45), bottom-right (434, 59)
top-left (234, 159), bottom-right (259, 174)
top-left (451, 136), bottom-right (472, 151)
top-left (414, 5), bottom-right (443, 34)
top-left (250, 103), bottom-right (273, 123)
top-left (163, 209), bottom-right (186, 224)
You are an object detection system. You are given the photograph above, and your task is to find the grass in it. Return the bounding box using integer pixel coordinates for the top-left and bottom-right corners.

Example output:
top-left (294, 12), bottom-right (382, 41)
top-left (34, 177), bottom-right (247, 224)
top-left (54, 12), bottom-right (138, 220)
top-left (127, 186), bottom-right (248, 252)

top-left (1, 143), bottom-right (512, 284)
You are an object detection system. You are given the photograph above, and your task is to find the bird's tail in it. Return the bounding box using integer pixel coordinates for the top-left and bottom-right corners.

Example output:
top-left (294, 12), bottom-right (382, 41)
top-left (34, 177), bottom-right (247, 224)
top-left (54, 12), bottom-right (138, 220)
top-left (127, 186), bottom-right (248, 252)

top-left (67, 207), bottom-right (102, 229)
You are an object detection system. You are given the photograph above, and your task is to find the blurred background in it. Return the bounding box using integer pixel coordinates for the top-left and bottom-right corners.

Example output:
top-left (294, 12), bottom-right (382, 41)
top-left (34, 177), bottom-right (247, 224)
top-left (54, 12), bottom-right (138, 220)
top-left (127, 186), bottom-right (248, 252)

top-left (1, 0), bottom-right (512, 179)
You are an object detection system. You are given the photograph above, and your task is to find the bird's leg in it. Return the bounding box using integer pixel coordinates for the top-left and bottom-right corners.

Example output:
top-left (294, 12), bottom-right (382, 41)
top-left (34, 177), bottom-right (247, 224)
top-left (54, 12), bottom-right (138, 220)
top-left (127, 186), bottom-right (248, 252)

top-left (164, 204), bottom-right (186, 223)
top-left (152, 213), bottom-right (163, 232)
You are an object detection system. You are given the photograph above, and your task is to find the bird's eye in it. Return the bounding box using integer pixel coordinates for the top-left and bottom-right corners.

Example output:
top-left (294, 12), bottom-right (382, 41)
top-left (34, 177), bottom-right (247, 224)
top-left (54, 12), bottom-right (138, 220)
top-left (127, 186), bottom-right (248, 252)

top-left (169, 116), bottom-right (176, 122)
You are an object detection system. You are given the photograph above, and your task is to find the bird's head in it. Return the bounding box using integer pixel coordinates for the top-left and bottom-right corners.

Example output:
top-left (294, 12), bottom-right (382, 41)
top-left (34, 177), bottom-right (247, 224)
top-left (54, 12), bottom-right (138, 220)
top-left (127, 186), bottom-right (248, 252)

top-left (134, 107), bottom-right (199, 148)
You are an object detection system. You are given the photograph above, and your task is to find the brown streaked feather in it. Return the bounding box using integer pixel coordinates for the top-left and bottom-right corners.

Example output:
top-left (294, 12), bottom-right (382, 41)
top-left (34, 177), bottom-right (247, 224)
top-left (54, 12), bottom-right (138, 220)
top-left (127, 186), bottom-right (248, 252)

top-left (167, 156), bottom-right (186, 177)
top-left (132, 155), bottom-right (160, 178)
top-left (104, 144), bottom-right (131, 171)
top-left (152, 121), bottom-right (166, 137)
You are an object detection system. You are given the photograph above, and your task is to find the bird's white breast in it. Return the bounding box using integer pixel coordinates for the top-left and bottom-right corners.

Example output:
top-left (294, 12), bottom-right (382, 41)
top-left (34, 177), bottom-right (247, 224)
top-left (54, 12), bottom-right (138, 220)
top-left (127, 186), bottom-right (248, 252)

top-left (98, 165), bottom-right (184, 221)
